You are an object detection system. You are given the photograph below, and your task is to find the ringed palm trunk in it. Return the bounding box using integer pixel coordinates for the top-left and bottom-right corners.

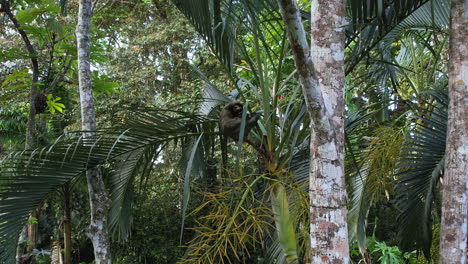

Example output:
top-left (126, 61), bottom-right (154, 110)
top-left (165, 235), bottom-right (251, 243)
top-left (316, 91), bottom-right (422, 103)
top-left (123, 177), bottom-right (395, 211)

top-left (439, 0), bottom-right (468, 263)
top-left (76, 0), bottom-right (112, 263)
top-left (277, 0), bottom-right (349, 263)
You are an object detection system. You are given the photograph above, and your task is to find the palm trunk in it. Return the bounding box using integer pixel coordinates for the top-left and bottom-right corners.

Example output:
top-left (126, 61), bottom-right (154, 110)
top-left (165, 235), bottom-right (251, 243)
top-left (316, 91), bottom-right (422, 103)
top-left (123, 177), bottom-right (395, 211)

top-left (277, 0), bottom-right (349, 263)
top-left (439, 0), bottom-right (468, 263)
top-left (76, 0), bottom-right (112, 263)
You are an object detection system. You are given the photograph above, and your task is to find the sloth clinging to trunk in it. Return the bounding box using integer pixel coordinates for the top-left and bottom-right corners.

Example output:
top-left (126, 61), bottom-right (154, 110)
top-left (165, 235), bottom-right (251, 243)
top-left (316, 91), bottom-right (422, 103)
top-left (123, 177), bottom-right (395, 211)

top-left (219, 101), bottom-right (260, 142)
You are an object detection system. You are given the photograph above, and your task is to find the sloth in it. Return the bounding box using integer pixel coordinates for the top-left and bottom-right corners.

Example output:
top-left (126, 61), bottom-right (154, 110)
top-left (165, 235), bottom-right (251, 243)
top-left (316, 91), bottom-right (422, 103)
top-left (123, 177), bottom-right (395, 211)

top-left (219, 101), bottom-right (260, 142)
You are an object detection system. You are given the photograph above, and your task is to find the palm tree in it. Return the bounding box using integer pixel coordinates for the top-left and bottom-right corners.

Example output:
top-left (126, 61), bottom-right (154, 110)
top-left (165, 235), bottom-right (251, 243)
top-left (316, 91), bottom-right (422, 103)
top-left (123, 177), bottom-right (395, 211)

top-left (346, 0), bottom-right (450, 260)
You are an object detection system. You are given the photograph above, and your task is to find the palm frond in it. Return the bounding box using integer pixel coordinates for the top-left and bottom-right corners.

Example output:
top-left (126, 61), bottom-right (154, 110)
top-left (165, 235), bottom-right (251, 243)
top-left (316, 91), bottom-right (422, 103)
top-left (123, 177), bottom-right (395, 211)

top-left (190, 66), bottom-right (230, 117)
top-left (173, 0), bottom-right (235, 73)
top-left (348, 167), bottom-right (371, 254)
top-left (271, 184), bottom-right (298, 264)
top-left (108, 142), bottom-right (161, 242)
top-left (394, 88), bottom-right (447, 258)
top-left (263, 239), bottom-right (287, 264)
top-left (0, 108), bottom-right (209, 263)
top-left (173, 0), bottom-right (286, 79)
top-left (346, 0), bottom-right (448, 74)
top-left (349, 0), bottom-right (429, 29)
top-left (348, 126), bottom-right (405, 255)
top-left (180, 134), bottom-right (204, 242)
top-left (380, 0), bottom-right (449, 54)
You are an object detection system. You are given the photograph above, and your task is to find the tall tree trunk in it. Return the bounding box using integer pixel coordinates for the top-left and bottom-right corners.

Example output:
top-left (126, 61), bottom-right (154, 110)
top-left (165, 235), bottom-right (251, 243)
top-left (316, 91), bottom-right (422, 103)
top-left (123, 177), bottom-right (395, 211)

top-left (0, 0), bottom-right (39, 149)
top-left (439, 0), bottom-right (468, 263)
top-left (277, 0), bottom-right (349, 263)
top-left (76, 0), bottom-right (112, 263)
top-left (15, 227), bottom-right (27, 264)
top-left (63, 183), bottom-right (72, 264)
top-left (26, 209), bottom-right (39, 252)
top-left (308, 2), bottom-right (349, 262)
top-left (0, 1), bottom-right (40, 261)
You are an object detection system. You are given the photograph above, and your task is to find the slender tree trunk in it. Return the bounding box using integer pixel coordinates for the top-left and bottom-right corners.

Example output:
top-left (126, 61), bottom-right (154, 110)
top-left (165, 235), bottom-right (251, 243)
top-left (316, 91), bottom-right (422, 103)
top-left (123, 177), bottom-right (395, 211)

top-left (63, 183), bottom-right (72, 264)
top-left (439, 0), bottom-right (468, 263)
top-left (0, 0), bottom-right (39, 149)
top-left (0, 1), bottom-right (40, 261)
top-left (308, 2), bottom-right (349, 262)
top-left (26, 209), bottom-right (38, 252)
top-left (76, 0), bottom-right (112, 263)
top-left (277, 0), bottom-right (349, 263)
top-left (15, 227), bottom-right (27, 264)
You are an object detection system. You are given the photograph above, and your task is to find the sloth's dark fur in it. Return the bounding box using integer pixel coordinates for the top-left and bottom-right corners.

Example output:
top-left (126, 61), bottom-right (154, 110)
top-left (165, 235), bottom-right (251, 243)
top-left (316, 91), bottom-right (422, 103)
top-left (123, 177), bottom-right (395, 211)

top-left (219, 101), bottom-right (259, 141)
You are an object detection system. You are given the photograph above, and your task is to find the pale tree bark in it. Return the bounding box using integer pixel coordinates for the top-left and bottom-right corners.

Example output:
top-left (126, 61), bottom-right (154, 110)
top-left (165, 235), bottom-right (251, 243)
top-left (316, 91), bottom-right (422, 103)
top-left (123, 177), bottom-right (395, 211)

top-left (277, 0), bottom-right (349, 263)
top-left (439, 0), bottom-right (468, 263)
top-left (76, 0), bottom-right (112, 263)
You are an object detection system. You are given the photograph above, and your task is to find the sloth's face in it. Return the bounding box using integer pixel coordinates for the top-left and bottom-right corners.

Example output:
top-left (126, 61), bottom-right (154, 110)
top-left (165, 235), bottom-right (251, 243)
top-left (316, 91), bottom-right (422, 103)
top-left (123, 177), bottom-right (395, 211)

top-left (231, 103), bottom-right (243, 116)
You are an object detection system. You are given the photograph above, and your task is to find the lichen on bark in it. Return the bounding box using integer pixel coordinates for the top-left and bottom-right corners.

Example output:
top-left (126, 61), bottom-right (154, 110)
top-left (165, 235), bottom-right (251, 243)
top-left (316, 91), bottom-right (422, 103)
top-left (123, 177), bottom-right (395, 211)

top-left (439, 1), bottom-right (468, 263)
top-left (76, 0), bottom-right (113, 263)
top-left (277, 0), bottom-right (349, 263)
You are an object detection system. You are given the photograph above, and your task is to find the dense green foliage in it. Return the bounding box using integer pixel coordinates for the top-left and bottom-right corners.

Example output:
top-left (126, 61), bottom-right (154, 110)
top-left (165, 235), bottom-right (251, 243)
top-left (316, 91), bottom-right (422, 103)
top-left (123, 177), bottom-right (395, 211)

top-left (0, 0), bottom-right (453, 263)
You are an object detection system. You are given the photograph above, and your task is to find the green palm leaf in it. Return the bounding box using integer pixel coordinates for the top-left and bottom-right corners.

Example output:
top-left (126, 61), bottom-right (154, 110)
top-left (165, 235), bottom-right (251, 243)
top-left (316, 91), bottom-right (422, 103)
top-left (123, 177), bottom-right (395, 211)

top-left (173, 0), bottom-right (235, 73)
top-left (394, 88), bottom-right (447, 258)
top-left (180, 134), bottom-right (204, 242)
top-left (347, 124), bottom-right (406, 255)
top-left (190, 65), bottom-right (230, 117)
top-left (348, 167), bottom-right (371, 255)
top-left (346, 0), bottom-right (448, 74)
top-left (173, 0), bottom-right (286, 78)
top-left (271, 184), bottom-right (299, 264)
top-left (108, 143), bottom-right (160, 242)
top-left (0, 108), bottom-right (207, 263)
top-left (380, 0), bottom-right (449, 53)
top-left (345, 101), bottom-right (408, 256)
